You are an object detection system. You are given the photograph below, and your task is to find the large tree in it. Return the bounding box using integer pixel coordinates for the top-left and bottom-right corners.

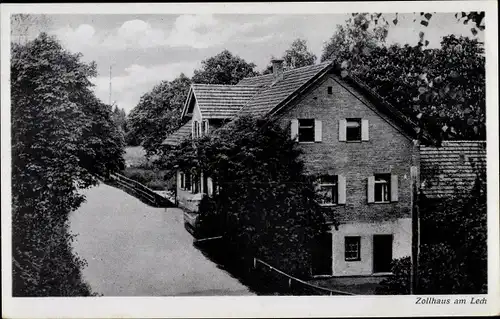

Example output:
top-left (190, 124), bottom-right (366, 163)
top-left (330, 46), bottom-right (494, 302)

top-left (262, 39), bottom-right (317, 74)
top-left (126, 73), bottom-right (191, 155)
top-left (283, 38), bottom-right (317, 70)
top-left (321, 14), bottom-right (485, 141)
top-left (161, 115), bottom-right (328, 277)
top-left (192, 50), bottom-right (258, 85)
top-left (321, 13), bottom-right (388, 65)
top-left (378, 165), bottom-right (487, 294)
top-left (11, 33), bottom-right (124, 296)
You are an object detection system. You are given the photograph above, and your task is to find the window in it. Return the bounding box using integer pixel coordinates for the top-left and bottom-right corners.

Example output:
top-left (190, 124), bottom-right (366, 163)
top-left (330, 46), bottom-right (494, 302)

top-left (193, 121), bottom-right (200, 138)
top-left (184, 171), bottom-right (191, 190)
top-left (345, 236), bottom-right (361, 261)
top-left (201, 120), bottom-right (207, 136)
top-left (316, 175), bottom-right (338, 205)
top-left (298, 119), bottom-right (315, 142)
top-left (346, 118), bottom-right (362, 141)
top-left (192, 172), bottom-right (201, 193)
top-left (374, 174), bottom-right (391, 203)
top-left (327, 86), bottom-right (333, 94)
top-left (180, 172), bottom-right (185, 189)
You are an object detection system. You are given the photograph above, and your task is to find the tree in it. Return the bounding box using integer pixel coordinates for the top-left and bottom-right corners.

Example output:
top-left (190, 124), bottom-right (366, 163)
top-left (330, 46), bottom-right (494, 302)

top-left (321, 13), bottom-right (388, 65)
top-left (283, 39), bottom-right (317, 70)
top-left (126, 73), bottom-right (191, 155)
top-left (112, 105), bottom-right (128, 137)
top-left (321, 13), bottom-right (485, 141)
top-left (11, 33), bottom-right (124, 296)
top-left (11, 14), bottom-right (52, 45)
top-left (378, 162), bottom-right (487, 294)
top-left (262, 39), bottom-right (317, 75)
top-left (192, 50), bottom-right (258, 85)
top-left (160, 115), bottom-right (329, 278)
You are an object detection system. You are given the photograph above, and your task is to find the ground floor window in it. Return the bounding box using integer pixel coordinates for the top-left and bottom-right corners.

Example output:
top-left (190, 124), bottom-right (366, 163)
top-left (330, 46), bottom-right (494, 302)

top-left (180, 171), bottom-right (191, 190)
top-left (345, 236), bottom-right (361, 261)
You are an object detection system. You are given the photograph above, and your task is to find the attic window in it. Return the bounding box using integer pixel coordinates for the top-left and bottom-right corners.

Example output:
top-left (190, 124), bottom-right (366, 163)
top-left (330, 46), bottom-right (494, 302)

top-left (327, 86), bottom-right (333, 95)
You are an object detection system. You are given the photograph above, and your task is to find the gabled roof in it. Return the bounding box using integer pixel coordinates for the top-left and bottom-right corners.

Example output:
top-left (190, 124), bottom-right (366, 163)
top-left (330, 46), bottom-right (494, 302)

top-left (162, 120), bottom-right (192, 146)
top-left (238, 60), bottom-right (334, 116)
top-left (420, 141), bottom-right (486, 198)
top-left (183, 84), bottom-right (264, 119)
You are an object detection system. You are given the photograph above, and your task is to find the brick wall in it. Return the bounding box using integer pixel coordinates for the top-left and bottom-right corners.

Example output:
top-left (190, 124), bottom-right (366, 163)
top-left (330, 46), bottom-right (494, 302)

top-left (277, 74), bottom-right (420, 224)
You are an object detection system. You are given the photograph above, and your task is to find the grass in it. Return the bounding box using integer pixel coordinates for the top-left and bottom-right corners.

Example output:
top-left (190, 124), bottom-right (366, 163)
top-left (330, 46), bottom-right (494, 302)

top-left (124, 146), bottom-right (148, 168)
top-left (122, 146), bottom-right (174, 191)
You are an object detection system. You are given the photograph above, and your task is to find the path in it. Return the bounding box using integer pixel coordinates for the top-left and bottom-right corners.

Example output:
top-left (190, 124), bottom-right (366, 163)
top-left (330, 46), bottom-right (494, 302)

top-left (69, 183), bottom-right (253, 296)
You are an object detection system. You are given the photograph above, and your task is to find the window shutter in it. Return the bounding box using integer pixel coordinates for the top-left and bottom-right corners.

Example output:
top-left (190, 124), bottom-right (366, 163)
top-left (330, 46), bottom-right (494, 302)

top-left (338, 175), bottom-right (346, 204)
top-left (367, 176), bottom-right (375, 203)
top-left (339, 119), bottom-right (347, 141)
top-left (361, 119), bottom-right (369, 141)
top-left (207, 177), bottom-right (213, 197)
top-left (200, 172), bottom-right (204, 194)
top-left (314, 120), bottom-right (322, 142)
top-left (291, 119), bottom-right (299, 141)
top-left (204, 120), bottom-right (209, 134)
top-left (391, 175), bottom-right (399, 202)
top-left (177, 171), bottom-right (182, 187)
top-left (192, 121), bottom-right (195, 138)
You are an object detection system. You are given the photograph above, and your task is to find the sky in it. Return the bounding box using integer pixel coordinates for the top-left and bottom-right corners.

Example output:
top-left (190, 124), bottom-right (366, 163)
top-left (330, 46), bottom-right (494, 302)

top-left (15, 13), bottom-right (484, 114)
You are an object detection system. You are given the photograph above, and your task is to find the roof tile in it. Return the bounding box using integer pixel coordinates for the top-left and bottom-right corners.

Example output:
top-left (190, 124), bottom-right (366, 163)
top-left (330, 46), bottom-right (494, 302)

top-left (162, 120), bottom-right (192, 146)
top-left (420, 140), bottom-right (486, 198)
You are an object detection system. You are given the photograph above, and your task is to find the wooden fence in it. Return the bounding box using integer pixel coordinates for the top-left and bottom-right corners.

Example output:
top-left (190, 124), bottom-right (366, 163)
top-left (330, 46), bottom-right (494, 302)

top-left (109, 173), bottom-right (175, 207)
top-left (253, 258), bottom-right (355, 296)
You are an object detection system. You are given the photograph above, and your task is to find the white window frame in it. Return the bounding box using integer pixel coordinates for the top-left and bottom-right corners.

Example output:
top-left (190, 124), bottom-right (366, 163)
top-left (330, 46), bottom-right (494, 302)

top-left (298, 118), bottom-right (315, 143)
top-left (317, 175), bottom-right (338, 206)
top-left (346, 118), bottom-right (362, 142)
top-left (345, 236), bottom-right (361, 261)
top-left (374, 174), bottom-right (391, 203)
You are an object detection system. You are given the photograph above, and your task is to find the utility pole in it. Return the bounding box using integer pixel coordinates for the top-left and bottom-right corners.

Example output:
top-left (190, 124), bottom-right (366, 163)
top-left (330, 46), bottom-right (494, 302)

top-left (109, 64), bottom-right (112, 106)
top-left (410, 162), bottom-right (420, 294)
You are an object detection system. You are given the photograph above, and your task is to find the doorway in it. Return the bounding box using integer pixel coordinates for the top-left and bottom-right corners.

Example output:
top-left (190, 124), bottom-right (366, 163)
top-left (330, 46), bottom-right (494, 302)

top-left (373, 234), bottom-right (393, 273)
top-left (312, 232), bottom-right (332, 276)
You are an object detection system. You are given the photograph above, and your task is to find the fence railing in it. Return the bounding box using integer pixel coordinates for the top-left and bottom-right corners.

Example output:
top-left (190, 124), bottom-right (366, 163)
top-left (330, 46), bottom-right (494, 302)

top-left (109, 173), bottom-right (175, 207)
top-left (253, 258), bottom-right (355, 296)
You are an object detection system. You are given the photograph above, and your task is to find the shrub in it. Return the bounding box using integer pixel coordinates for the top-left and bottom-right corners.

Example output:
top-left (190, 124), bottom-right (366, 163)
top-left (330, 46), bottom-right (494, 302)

top-left (11, 34), bottom-right (123, 296)
top-left (378, 171), bottom-right (486, 294)
top-left (377, 257), bottom-right (411, 295)
top-left (161, 115), bottom-right (328, 278)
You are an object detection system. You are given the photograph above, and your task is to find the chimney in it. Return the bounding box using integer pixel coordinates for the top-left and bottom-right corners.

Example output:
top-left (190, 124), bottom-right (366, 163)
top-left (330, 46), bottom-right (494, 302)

top-left (271, 58), bottom-right (284, 82)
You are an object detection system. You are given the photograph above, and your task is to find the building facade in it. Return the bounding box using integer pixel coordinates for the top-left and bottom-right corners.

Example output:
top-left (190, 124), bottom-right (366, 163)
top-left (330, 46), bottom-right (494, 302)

top-left (163, 59), bottom-right (427, 278)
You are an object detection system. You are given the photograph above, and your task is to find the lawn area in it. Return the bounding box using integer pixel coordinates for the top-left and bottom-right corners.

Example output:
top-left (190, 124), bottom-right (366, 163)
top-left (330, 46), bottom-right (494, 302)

top-left (123, 146), bottom-right (147, 168)
top-left (122, 146), bottom-right (174, 191)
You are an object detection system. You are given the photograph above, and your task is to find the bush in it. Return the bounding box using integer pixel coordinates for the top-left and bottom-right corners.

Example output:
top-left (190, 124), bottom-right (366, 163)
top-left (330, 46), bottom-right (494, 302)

top-left (378, 172), bottom-right (486, 295)
top-left (11, 34), bottom-right (123, 296)
top-left (161, 115), bottom-right (328, 278)
top-left (377, 257), bottom-right (411, 295)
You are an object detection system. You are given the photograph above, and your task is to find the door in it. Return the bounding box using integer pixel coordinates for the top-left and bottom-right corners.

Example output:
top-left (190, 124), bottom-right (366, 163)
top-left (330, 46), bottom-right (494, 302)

top-left (373, 235), bottom-right (393, 273)
top-left (312, 232), bottom-right (332, 276)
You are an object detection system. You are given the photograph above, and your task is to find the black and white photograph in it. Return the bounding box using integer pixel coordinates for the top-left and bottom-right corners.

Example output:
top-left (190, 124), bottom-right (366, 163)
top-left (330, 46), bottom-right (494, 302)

top-left (1, 1), bottom-right (499, 318)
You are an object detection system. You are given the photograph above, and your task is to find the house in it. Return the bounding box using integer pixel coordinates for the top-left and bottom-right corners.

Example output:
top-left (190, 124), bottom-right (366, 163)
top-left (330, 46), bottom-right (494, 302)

top-left (162, 59), bottom-right (485, 279)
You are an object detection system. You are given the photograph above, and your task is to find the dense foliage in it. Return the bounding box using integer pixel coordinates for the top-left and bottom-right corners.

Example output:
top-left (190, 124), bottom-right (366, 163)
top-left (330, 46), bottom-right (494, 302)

top-left (160, 116), bottom-right (328, 277)
top-left (11, 33), bottom-right (124, 296)
top-left (263, 38), bottom-right (317, 74)
top-left (321, 14), bottom-right (485, 141)
top-left (126, 74), bottom-right (191, 155)
top-left (283, 39), bottom-right (317, 70)
top-left (192, 50), bottom-right (258, 85)
top-left (378, 166), bottom-right (487, 294)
